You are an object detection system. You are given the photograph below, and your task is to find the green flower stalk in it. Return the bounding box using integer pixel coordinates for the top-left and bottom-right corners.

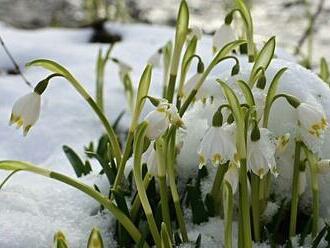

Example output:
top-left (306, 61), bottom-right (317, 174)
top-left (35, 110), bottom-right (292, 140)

top-left (223, 181), bottom-right (234, 248)
top-left (25, 59), bottom-right (122, 165)
top-left (219, 81), bottom-right (252, 247)
top-left (133, 122), bottom-right (161, 247)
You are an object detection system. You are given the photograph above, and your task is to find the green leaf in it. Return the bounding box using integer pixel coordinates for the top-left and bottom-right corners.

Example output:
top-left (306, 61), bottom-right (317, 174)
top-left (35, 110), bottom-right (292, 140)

top-left (132, 65), bottom-right (153, 129)
top-left (87, 228), bottom-right (104, 248)
top-left (62, 145), bottom-right (87, 177)
top-left (249, 36), bottom-right (276, 87)
top-left (53, 231), bottom-right (69, 248)
top-left (175, 0), bottom-right (189, 45)
top-left (262, 67), bottom-right (287, 127)
top-left (237, 80), bottom-right (255, 106)
top-left (319, 57), bottom-right (329, 83)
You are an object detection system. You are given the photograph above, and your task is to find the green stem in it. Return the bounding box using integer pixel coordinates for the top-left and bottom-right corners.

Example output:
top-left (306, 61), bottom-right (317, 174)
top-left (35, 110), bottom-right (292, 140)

top-left (0, 170), bottom-right (21, 190)
top-left (238, 159), bottom-right (252, 248)
top-left (133, 123), bottom-right (161, 247)
top-left (305, 148), bottom-right (319, 238)
top-left (158, 176), bottom-right (172, 236)
top-left (166, 131), bottom-right (188, 242)
top-left (130, 173), bottom-right (153, 221)
top-left (0, 161), bottom-right (146, 247)
top-left (112, 131), bottom-right (134, 194)
top-left (210, 163), bottom-right (228, 216)
top-left (223, 182), bottom-right (233, 248)
top-left (251, 174), bottom-right (261, 242)
top-left (289, 141), bottom-right (302, 237)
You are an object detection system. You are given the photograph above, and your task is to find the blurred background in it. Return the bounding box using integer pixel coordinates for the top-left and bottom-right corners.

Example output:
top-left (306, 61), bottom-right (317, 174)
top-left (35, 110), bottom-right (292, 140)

top-left (0, 0), bottom-right (329, 63)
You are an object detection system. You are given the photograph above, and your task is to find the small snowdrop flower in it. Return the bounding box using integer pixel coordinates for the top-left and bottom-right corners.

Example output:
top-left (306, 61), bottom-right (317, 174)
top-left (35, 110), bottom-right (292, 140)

top-left (317, 159), bottom-right (330, 174)
top-left (247, 127), bottom-right (277, 179)
top-left (297, 103), bottom-right (327, 138)
top-left (142, 142), bottom-right (159, 177)
top-left (224, 163), bottom-right (239, 194)
top-left (147, 50), bottom-right (162, 68)
top-left (144, 100), bottom-right (184, 140)
top-left (276, 133), bottom-right (290, 154)
top-left (187, 26), bottom-right (203, 40)
top-left (212, 23), bottom-right (236, 51)
top-left (198, 122), bottom-right (237, 168)
top-left (10, 92), bottom-right (41, 136)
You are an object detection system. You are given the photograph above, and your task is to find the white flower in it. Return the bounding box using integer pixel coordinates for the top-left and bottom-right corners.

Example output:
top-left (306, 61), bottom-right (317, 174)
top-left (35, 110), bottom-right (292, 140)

top-left (247, 128), bottom-right (277, 179)
top-left (144, 107), bottom-right (170, 140)
top-left (276, 133), bottom-right (290, 154)
top-left (183, 74), bottom-right (219, 101)
top-left (198, 124), bottom-right (237, 168)
top-left (144, 101), bottom-right (184, 139)
top-left (212, 24), bottom-right (236, 51)
top-left (142, 142), bottom-right (159, 177)
top-left (297, 103), bottom-right (327, 138)
top-left (187, 26), bottom-right (203, 40)
top-left (224, 163), bottom-right (239, 194)
top-left (317, 159), bottom-right (330, 174)
top-left (147, 51), bottom-right (161, 68)
top-left (9, 92), bottom-right (41, 136)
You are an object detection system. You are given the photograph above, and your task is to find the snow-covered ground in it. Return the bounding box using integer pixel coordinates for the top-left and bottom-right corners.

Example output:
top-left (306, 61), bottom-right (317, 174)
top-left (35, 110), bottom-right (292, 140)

top-left (0, 22), bottom-right (180, 248)
top-left (1, 21), bottom-right (330, 247)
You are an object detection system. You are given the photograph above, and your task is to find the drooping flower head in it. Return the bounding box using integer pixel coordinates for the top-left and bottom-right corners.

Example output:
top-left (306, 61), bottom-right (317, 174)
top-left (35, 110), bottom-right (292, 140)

top-left (144, 100), bottom-right (184, 140)
top-left (247, 127), bottom-right (277, 179)
top-left (297, 102), bottom-right (327, 138)
top-left (198, 115), bottom-right (237, 168)
top-left (10, 92), bottom-right (41, 136)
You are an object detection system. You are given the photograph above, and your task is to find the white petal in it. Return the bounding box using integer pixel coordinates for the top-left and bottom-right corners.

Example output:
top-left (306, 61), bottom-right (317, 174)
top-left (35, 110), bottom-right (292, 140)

top-left (144, 110), bottom-right (169, 139)
top-left (147, 52), bottom-right (161, 68)
top-left (317, 159), bottom-right (330, 174)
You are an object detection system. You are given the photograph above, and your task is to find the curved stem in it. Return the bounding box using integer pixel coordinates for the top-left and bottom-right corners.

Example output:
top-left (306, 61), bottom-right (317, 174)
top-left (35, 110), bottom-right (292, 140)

top-left (0, 170), bottom-right (21, 190)
top-left (0, 161), bottom-right (146, 247)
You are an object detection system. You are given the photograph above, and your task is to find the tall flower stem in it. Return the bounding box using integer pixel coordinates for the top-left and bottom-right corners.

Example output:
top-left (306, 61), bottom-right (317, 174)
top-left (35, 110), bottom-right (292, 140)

top-left (133, 122), bottom-right (161, 247)
top-left (130, 173), bottom-right (153, 221)
top-left (289, 140), bottom-right (302, 237)
top-left (238, 159), bottom-right (252, 248)
top-left (158, 176), bottom-right (172, 236)
top-left (210, 163), bottom-right (228, 215)
top-left (251, 174), bottom-right (261, 242)
top-left (166, 130), bottom-right (188, 241)
top-left (304, 148), bottom-right (319, 238)
top-left (223, 182), bottom-right (234, 248)
top-left (0, 161), bottom-right (147, 247)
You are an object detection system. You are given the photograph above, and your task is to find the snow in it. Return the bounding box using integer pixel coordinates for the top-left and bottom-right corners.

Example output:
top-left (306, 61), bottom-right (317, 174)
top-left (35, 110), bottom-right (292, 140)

top-left (1, 20), bottom-right (330, 247)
